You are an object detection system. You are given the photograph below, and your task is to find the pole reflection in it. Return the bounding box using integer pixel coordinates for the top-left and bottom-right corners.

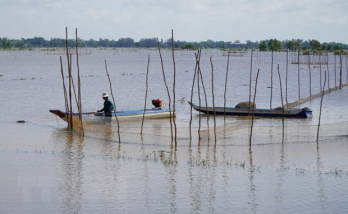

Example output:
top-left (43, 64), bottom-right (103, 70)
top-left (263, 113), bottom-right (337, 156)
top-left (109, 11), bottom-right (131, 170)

top-left (248, 147), bottom-right (257, 213)
top-left (275, 142), bottom-right (286, 213)
top-left (316, 145), bottom-right (327, 213)
top-left (56, 131), bottom-right (84, 214)
top-left (99, 124), bottom-right (119, 213)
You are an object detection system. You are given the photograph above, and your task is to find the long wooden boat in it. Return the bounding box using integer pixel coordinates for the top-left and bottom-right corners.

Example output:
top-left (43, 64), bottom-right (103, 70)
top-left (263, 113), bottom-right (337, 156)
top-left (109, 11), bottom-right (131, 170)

top-left (50, 108), bottom-right (175, 124)
top-left (188, 101), bottom-right (312, 118)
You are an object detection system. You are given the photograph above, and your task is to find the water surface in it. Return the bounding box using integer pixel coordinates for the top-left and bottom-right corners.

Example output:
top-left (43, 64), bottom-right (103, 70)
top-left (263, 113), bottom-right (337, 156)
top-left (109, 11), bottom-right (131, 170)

top-left (0, 48), bottom-right (348, 213)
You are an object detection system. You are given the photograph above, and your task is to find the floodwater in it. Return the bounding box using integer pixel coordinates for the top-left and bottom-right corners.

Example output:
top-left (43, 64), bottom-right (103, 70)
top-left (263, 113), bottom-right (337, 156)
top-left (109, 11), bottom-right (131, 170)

top-left (0, 48), bottom-right (348, 214)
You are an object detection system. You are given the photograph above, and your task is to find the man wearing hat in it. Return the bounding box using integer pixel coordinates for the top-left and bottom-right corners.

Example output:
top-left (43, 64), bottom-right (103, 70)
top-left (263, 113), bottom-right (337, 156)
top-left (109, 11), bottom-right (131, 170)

top-left (97, 92), bottom-right (115, 122)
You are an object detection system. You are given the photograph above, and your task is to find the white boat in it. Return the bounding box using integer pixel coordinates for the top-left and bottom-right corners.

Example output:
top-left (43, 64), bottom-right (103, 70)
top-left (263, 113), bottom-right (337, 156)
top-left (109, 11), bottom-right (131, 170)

top-left (50, 108), bottom-right (175, 124)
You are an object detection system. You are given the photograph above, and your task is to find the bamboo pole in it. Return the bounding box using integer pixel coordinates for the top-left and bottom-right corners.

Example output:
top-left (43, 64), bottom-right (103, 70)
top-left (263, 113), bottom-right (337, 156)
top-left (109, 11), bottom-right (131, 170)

top-left (157, 40), bottom-right (173, 141)
top-left (270, 51), bottom-right (274, 109)
top-left (104, 60), bottom-right (121, 143)
top-left (319, 52), bottom-right (322, 91)
top-left (249, 69), bottom-right (260, 146)
top-left (210, 57), bottom-right (217, 143)
top-left (297, 51), bottom-right (301, 104)
top-left (224, 51), bottom-right (231, 120)
top-left (340, 52), bottom-right (343, 88)
top-left (326, 51), bottom-right (330, 89)
top-left (248, 50), bottom-right (253, 114)
top-left (308, 54), bottom-right (312, 97)
top-left (197, 54), bottom-right (202, 142)
top-left (277, 64), bottom-right (285, 142)
top-left (335, 55), bottom-right (337, 87)
top-left (171, 30), bottom-right (177, 147)
top-left (65, 53), bottom-right (80, 114)
top-left (198, 60), bottom-right (209, 124)
top-left (59, 56), bottom-right (69, 118)
top-left (346, 55), bottom-right (348, 84)
top-left (141, 55), bottom-right (150, 135)
top-left (65, 28), bottom-right (73, 130)
top-left (285, 50), bottom-right (289, 104)
top-left (75, 28), bottom-right (84, 136)
top-left (317, 71), bottom-right (327, 142)
top-left (189, 49), bottom-right (201, 140)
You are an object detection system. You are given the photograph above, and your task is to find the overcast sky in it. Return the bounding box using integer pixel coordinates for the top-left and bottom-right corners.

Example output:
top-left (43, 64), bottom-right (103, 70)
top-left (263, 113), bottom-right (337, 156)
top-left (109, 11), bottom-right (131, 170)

top-left (1, 0), bottom-right (348, 43)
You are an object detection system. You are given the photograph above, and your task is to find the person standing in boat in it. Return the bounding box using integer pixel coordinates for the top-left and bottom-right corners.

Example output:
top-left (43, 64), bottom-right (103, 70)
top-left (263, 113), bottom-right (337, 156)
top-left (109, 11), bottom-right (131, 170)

top-left (97, 92), bottom-right (114, 122)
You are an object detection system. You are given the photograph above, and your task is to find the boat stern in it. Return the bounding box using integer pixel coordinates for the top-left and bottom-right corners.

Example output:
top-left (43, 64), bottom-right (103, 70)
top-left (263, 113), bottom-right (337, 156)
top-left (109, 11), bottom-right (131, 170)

top-left (49, 109), bottom-right (66, 118)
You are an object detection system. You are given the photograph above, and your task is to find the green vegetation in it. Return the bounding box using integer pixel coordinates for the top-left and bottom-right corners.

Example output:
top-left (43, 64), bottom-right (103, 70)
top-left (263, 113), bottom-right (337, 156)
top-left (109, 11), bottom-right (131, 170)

top-left (1, 36), bottom-right (348, 51)
top-left (258, 38), bottom-right (347, 52)
top-left (180, 43), bottom-right (197, 50)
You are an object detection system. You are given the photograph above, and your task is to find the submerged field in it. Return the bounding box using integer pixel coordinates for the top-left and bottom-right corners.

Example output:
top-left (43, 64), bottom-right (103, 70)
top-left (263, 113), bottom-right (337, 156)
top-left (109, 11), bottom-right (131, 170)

top-left (0, 48), bottom-right (347, 213)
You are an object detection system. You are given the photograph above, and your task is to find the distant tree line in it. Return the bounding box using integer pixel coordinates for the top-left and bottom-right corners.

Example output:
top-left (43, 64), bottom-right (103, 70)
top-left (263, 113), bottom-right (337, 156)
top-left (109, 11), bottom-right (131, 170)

top-left (258, 38), bottom-right (347, 54)
top-left (0, 36), bottom-right (347, 52)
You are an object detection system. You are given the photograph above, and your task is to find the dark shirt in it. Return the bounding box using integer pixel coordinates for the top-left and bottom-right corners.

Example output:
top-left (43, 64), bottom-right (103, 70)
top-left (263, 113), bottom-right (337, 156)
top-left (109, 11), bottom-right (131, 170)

top-left (101, 98), bottom-right (114, 113)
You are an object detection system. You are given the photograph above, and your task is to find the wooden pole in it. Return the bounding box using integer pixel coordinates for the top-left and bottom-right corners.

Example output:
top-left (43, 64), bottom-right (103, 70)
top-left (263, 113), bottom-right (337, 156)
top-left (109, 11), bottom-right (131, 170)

top-left (277, 64), bottom-right (285, 142)
top-left (317, 71), bottom-right (327, 142)
top-left (224, 51), bottom-right (231, 120)
top-left (189, 49), bottom-right (201, 140)
top-left (326, 51), bottom-right (330, 89)
top-left (250, 69), bottom-right (260, 146)
top-left (157, 40), bottom-right (173, 141)
top-left (197, 54), bottom-right (202, 142)
top-left (75, 28), bottom-right (84, 136)
top-left (340, 52), bottom-right (343, 88)
top-left (198, 61), bottom-right (209, 124)
top-left (210, 57), bottom-right (217, 143)
top-left (270, 51), bottom-right (274, 109)
top-left (249, 50), bottom-right (253, 114)
top-left (141, 55), bottom-right (150, 135)
top-left (297, 51), bottom-right (301, 104)
top-left (104, 60), bottom-right (121, 143)
top-left (65, 27), bottom-right (73, 130)
top-left (171, 30), bottom-right (177, 147)
top-left (308, 54), bottom-right (312, 97)
top-left (346, 55), bottom-right (348, 84)
top-left (335, 54), bottom-right (337, 87)
top-left (59, 56), bottom-right (69, 118)
top-left (319, 52), bottom-right (322, 91)
top-left (285, 49), bottom-right (289, 105)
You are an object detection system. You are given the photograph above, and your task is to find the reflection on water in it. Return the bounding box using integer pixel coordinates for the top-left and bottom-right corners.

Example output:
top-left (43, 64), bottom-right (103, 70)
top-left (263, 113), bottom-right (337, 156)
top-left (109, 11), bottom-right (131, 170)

top-left (316, 146), bottom-right (328, 214)
top-left (56, 132), bottom-right (84, 214)
top-left (1, 49), bottom-right (348, 213)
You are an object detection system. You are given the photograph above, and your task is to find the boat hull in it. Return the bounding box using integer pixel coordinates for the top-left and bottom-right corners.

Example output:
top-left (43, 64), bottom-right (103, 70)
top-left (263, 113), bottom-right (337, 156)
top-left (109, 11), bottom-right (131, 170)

top-left (188, 102), bottom-right (312, 118)
top-left (50, 108), bottom-right (175, 124)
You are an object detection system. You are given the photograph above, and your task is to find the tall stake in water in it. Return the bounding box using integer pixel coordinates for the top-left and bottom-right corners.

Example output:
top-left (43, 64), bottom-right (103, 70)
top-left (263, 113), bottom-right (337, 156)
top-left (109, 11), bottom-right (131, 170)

top-left (197, 54), bottom-right (202, 143)
top-left (141, 55), bottom-right (150, 135)
top-left (65, 27), bottom-right (73, 130)
top-left (210, 57), bottom-right (217, 143)
top-left (270, 51), bottom-right (274, 109)
top-left (317, 71), bottom-right (327, 143)
top-left (224, 51), bottom-right (231, 120)
top-left (157, 40), bottom-right (173, 141)
top-left (189, 50), bottom-right (200, 140)
top-left (297, 51), bottom-right (301, 104)
top-left (249, 50), bottom-right (253, 114)
top-left (104, 60), bottom-right (121, 143)
top-left (319, 52), bottom-right (322, 92)
top-left (250, 69), bottom-right (260, 146)
top-left (277, 64), bottom-right (285, 142)
top-left (59, 56), bottom-right (69, 122)
top-left (285, 49), bottom-right (289, 105)
top-left (171, 30), bottom-right (177, 147)
top-left (326, 51), bottom-right (330, 89)
top-left (308, 54), bottom-right (312, 97)
top-left (75, 28), bottom-right (84, 136)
